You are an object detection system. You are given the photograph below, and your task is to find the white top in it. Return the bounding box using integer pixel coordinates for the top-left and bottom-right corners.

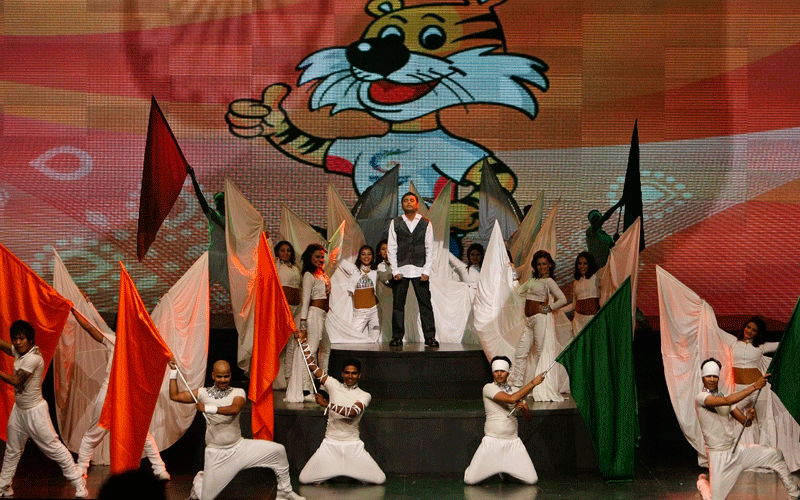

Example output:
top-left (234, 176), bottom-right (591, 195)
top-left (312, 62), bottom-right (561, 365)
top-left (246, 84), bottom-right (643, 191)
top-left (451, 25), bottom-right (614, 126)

top-left (387, 213), bottom-right (434, 278)
top-left (482, 383), bottom-right (517, 439)
top-left (199, 387), bottom-right (247, 449)
top-left (516, 277), bottom-right (567, 310)
top-left (347, 268), bottom-right (379, 295)
top-left (695, 391), bottom-right (735, 452)
top-left (463, 266), bottom-right (480, 288)
top-left (573, 275), bottom-right (600, 300)
top-left (323, 377), bottom-right (371, 442)
top-left (276, 261), bottom-right (301, 289)
top-left (301, 271), bottom-right (330, 319)
top-left (12, 345), bottom-right (44, 410)
top-left (730, 341), bottom-right (779, 369)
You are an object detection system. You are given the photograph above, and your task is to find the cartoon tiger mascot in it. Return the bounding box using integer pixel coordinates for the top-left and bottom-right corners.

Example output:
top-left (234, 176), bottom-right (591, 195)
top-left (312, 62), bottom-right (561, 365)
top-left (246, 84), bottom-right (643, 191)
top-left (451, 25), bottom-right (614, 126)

top-left (226, 0), bottom-right (548, 234)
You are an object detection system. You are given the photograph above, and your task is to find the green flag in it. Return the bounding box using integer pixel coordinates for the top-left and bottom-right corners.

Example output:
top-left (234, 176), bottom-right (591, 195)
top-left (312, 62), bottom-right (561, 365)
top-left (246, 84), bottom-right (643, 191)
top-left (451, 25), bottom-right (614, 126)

top-left (556, 278), bottom-right (640, 481)
top-left (767, 296), bottom-right (800, 425)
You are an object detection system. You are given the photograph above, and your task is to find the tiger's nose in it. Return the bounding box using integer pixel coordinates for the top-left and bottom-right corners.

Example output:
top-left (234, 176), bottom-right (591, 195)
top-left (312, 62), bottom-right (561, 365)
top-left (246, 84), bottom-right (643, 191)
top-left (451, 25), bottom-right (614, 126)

top-left (347, 37), bottom-right (410, 78)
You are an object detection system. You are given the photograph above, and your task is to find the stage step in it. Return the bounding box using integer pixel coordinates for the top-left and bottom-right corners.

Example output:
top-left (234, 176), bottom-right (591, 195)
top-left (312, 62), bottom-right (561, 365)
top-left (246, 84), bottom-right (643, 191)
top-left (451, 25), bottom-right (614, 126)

top-left (328, 342), bottom-right (492, 400)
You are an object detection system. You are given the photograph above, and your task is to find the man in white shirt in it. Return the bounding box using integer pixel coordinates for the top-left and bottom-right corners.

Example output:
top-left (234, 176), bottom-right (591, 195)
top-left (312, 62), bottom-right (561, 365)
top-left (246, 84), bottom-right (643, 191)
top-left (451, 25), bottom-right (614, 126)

top-left (464, 355), bottom-right (544, 485)
top-left (695, 357), bottom-right (799, 500)
top-left (0, 320), bottom-right (87, 498)
top-left (387, 192), bottom-right (437, 347)
top-left (168, 359), bottom-right (304, 500)
top-left (295, 335), bottom-right (385, 484)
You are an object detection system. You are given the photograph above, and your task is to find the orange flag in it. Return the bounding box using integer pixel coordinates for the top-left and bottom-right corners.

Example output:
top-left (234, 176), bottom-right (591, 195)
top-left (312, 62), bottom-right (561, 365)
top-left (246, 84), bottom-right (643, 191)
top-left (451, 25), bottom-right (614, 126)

top-left (99, 263), bottom-right (172, 474)
top-left (249, 232), bottom-right (296, 440)
top-left (0, 244), bottom-right (72, 441)
top-left (136, 96), bottom-right (190, 261)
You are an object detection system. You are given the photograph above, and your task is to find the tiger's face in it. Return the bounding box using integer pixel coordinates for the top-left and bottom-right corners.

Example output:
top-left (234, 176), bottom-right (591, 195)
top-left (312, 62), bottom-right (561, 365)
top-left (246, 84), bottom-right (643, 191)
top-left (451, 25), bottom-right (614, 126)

top-left (298, 0), bottom-right (548, 122)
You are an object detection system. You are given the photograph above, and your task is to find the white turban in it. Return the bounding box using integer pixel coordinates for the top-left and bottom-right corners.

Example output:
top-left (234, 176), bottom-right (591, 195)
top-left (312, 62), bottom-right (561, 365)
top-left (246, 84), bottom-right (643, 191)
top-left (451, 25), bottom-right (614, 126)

top-left (701, 360), bottom-right (720, 378)
top-left (491, 359), bottom-right (510, 373)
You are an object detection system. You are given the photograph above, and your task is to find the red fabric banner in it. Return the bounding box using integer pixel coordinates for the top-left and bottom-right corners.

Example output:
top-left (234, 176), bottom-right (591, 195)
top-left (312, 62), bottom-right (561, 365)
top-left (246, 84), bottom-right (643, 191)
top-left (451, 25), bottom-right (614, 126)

top-left (249, 232), bottom-right (296, 441)
top-left (136, 96), bottom-right (190, 261)
top-left (99, 263), bottom-right (172, 474)
top-left (0, 244), bottom-right (72, 441)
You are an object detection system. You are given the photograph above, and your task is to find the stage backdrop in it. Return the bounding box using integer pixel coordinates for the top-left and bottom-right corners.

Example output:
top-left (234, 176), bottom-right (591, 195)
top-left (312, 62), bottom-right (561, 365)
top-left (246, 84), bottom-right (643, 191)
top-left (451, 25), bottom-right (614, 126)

top-left (2, 0), bottom-right (799, 322)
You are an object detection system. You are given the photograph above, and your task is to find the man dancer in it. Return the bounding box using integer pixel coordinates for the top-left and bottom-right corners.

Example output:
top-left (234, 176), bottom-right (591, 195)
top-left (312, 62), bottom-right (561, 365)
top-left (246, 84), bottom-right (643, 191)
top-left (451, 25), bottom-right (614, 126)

top-left (295, 331), bottom-right (385, 484)
top-left (464, 356), bottom-right (545, 485)
top-left (0, 320), bottom-right (87, 497)
top-left (695, 358), bottom-right (800, 500)
top-left (71, 308), bottom-right (169, 479)
top-left (387, 192), bottom-right (437, 347)
top-left (168, 359), bottom-right (304, 500)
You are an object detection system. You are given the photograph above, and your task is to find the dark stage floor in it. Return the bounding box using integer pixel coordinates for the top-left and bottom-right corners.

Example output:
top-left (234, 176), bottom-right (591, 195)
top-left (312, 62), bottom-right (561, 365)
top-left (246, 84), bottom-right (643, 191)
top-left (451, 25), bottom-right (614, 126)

top-left (4, 441), bottom-right (798, 499)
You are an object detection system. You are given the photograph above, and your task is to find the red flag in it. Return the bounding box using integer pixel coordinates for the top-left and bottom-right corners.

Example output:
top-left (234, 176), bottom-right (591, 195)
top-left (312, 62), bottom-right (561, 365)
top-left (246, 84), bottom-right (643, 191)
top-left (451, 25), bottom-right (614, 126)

top-left (249, 233), bottom-right (296, 440)
top-left (136, 96), bottom-right (190, 261)
top-left (0, 244), bottom-right (72, 441)
top-left (99, 263), bottom-right (172, 474)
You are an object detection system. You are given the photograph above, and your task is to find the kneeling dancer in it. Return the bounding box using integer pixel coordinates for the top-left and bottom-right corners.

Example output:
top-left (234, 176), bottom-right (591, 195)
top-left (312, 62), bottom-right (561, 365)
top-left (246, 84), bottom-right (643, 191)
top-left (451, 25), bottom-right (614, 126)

top-left (464, 356), bottom-right (545, 485)
top-left (296, 331), bottom-right (385, 484)
top-left (695, 358), bottom-right (799, 500)
top-left (0, 320), bottom-right (87, 497)
top-left (168, 359), bottom-right (304, 500)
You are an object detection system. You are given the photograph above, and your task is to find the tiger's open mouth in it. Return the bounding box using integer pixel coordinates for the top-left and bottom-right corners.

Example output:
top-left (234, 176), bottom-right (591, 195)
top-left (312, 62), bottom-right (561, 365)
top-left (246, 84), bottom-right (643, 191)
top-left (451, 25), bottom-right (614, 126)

top-left (368, 80), bottom-right (440, 105)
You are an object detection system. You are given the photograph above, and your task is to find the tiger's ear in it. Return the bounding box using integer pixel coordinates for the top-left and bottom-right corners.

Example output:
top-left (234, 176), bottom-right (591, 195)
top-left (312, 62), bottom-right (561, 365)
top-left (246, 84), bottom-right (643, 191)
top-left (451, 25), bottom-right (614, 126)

top-left (366, 0), bottom-right (404, 18)
top-left (470, 0), bottom-right (508, 8)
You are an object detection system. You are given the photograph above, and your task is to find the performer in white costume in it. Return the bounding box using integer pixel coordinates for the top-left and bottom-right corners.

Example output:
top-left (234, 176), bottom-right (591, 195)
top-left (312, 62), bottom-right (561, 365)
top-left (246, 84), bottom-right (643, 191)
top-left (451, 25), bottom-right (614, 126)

top-left (275, 241), bottom-right (302, 388)
top-left (70, 309), bottom-right (169, 479)
top-left (0, 320), bottom-right (87, 498)
top-left (375, 240), bottom-right (394, 342)
top-left (464, 356), bottom-right (545, 485)
top-left (512, 250), bottom-right (567, 401)
top-left (297, 244), bottom-right (331, 401)
top-left (695, 358), bottom-right (799, 500)
top-left (338, 245), bottom-right (389, 343)
top-left (560, 252), bottom-right (601, 335)
top-left (295, 331), bottom-right (385, 484)
top-left (719, 316), bottom-right (800, 471)
top-left (168, 359), bottom-right (304, 500)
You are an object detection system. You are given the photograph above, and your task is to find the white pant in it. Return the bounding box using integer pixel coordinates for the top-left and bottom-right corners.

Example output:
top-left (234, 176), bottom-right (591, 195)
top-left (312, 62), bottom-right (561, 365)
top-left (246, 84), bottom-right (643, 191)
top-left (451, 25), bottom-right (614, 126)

top-left (76, 383), bottom-right (166, 473)
top-left (0, 401), bottom-right (82, 487)
top-left (299, 438), bottom-right (385, 484)
top-left (705, 444), bottom-right (799, 500)
top-left (353, 306), bottom-right (381, 343)
top-left (572, 312), bottom-right (594, 335)
top-left (464, 436), bottom-right (537, 485)
top-left (303, 307), bottom-right (330, 393)
top-left (192, 439), bottom-right (292, 500)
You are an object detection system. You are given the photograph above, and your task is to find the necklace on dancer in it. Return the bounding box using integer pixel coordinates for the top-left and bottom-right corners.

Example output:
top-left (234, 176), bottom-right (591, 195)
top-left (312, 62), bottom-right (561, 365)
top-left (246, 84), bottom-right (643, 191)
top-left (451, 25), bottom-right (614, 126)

top-left (703, 387), bottom-right (723, 397)
top-left (495, 381), bottom-right (512, 394)
top-left (207, 385), bottom-right (233, 399)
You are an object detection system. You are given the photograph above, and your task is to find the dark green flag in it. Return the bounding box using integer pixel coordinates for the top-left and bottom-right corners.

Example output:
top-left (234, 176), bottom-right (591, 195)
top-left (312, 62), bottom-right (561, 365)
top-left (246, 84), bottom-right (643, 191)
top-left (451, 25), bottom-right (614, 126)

top-left (556, 278), bottom-right (640, 481)
top-left (622, 120), bottom-right (645, 251)
top-left (767, 296), bottom-right (800, 425)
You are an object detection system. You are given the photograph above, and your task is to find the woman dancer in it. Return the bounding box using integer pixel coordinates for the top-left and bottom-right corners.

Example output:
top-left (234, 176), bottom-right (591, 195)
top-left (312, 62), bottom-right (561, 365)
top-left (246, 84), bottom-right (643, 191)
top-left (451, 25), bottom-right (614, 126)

top-left (512, 250), bottom-right (567, 401)
top-left (721, 316), bottom-right (800, 470)
top-left (463, 243), bottom-right (484, 289)
top-left (275, 241), bottom-right (301, 388)
top-left (561, 252), bottom-right (601, 335)
top-left (375, 240), bottom-right (394, 341)
top-left (343, 245), bottom-right (386, 342)
top-left (295, 244), bottom-right (331, 402)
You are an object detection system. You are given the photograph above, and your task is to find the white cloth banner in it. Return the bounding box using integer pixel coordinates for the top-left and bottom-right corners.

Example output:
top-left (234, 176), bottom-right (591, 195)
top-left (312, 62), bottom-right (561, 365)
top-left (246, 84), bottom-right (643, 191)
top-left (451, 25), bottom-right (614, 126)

top-left (516, 198), bottom-right (559, 283)
top-left (508, 190), bottom-right (543, 268)
top-left (478, 158), bottom-right (520, 245)
top-left (225, 177), bottom-right (265, 374)
top-left (52, 248), bottom-right (114, 464)
top-left (656, 265), bottom-right (735, 465)
top-left (149, 252), bottom-right (210, 450)
top-left (473, 221), bottom-right (527, 361)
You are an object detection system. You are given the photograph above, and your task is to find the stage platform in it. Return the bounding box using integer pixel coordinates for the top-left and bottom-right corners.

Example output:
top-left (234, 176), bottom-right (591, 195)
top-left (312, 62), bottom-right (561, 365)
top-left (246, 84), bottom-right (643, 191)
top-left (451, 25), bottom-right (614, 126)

top-left (267, 341), bottom-right (597, 475)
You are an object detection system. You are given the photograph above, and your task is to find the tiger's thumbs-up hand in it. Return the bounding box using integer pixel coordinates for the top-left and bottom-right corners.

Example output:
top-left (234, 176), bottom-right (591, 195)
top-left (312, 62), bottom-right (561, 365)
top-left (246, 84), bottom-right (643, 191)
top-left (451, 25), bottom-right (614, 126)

top-left (226, 84), bottom-right (291, 139)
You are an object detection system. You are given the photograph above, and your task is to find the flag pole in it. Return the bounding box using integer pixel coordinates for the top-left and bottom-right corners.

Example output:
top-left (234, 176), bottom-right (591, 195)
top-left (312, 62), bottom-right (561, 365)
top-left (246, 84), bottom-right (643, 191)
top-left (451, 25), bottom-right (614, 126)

top-left (175, 367), bottom-right (210, 424)
top-left (507, 360), bottom-right (557, 417)
top-left (732, 386), bottom-right (763, 453)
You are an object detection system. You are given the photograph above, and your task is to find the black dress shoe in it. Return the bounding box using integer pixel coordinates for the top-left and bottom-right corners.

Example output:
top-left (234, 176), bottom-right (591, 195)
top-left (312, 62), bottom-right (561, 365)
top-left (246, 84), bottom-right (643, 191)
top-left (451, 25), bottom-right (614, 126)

top-left (424, 338), bottom-right (439, 348)
top-left (389, 338), bottom-right (403, 347)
